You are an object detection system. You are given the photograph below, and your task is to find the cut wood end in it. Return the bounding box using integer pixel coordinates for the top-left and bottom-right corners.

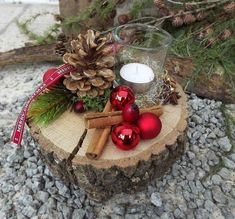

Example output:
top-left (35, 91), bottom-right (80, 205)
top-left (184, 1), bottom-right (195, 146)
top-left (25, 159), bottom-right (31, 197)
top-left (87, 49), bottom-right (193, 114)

top-left (30, 83), bottom-right (187, 169)
top-left (86, 152), bottom-right (98, 160)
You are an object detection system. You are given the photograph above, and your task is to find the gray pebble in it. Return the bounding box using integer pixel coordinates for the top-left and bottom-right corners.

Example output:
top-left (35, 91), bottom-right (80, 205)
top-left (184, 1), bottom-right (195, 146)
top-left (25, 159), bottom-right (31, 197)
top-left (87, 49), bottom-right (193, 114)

top-left (195, 208), bottom-right (210, 219)
top-left (36, 191), bottom-right (49, 203)
top-left (206, 150), bottom-right (219, 165)
top-left (204, 199), bottom-right (216, 212)
top-left (207, 132), bottom-right (216, 139)
top-left (189, 181), bottom-right (198, 195)
top-left (151, 192), bottom-right (162, 207)
top-left (186, 172), bottom-right (195, 181)
top-left (186, 151), bottom-right (195, 160)
top-left (22, 206), bottom-right (36, 218)
top-left (228, 153), bottom-right (235, 162)
top-left (160, 212), bottom-right (172, 219)
top-left (214, 129), bottom-right (225, 138)
top-left (61, 205), bottom-right (72, 219)
top-left (223, 157), bottom-right (235, 170)
top-left (211, 175), bottom-right (222, 185)
top-left (218, 137), bottom-right (232, 152)
top-left (126, 204), bottom-right (145, 214)
top-left (24, 148), bottom-right (34, 159)
top-left (221, 182), bottom-right (232, 193)
top-left (212, 186), bottom-right (227, 204)
top-left (55, 181), bottom-right (64, 191)
top-left (182, 190), bottom-right (191, 202)
top-left (113, 205), bottom-right (126, 216)
top-left (218, 168), bottom-right (232, 180)
top-left (174, 208), bottom-right (185, 218)
top-left (58, 185), bottom-right (69, 197)
top-left (1, 182), bottom-right (14, 193)
top-left (188, 201), bottom-right (197, 209)
top-left (192, 115), bottom-right (202, 124)
top-left (72, 209), bottom-right (86, 219)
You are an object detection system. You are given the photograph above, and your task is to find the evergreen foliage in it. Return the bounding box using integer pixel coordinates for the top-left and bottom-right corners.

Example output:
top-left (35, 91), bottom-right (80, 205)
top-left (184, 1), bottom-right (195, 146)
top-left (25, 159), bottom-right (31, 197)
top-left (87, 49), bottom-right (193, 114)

top-left (171, 13), bottom-right (235, 90)
top-left (28, 84), bottom-right (110, 125)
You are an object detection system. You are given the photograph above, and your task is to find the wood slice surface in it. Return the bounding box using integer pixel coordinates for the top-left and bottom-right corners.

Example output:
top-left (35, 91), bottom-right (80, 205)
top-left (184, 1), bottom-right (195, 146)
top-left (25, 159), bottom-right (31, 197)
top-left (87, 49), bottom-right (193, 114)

top-left (30, 83), bottom-right (187, 200)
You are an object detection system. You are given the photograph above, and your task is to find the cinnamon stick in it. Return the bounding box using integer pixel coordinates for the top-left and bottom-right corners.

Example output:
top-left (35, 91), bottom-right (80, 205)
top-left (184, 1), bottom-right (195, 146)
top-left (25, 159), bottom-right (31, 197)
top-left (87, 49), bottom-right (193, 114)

top-left (85, 101), bottom-right (112, 160)
top-left (84, 105), bottom-right (162, 120)
top-left (85, 106), bottom-right (163, 129)
top-left (86, 127), bottom-right (111, 159)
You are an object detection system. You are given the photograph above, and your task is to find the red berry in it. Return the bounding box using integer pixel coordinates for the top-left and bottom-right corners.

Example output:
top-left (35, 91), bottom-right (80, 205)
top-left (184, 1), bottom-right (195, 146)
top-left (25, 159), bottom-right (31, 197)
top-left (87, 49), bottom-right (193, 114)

top-left (111, 123), bottom-right (140, 150)
top-left (43, 68), bottom-right (57, 83)
top-left (137, 112), bottom-right (162, 139)
top-left (110, 85), bottom-right (135, 110)
top-left (122, 103), bottom-right (139, 122)
top-left (74, 101), bottom-right (85, 113)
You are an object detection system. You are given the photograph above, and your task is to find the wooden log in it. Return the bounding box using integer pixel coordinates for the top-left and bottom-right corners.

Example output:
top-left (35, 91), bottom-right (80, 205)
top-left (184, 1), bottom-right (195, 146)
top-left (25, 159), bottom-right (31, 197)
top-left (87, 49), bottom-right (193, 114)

top-left (0, 43), bottom-right (60, 66)
top-left (29, 83), bottom-right (188, 201)
top-left (166, 57), bottom-right (235, 104)
top-left (0, 44), bottom-right (234, 103)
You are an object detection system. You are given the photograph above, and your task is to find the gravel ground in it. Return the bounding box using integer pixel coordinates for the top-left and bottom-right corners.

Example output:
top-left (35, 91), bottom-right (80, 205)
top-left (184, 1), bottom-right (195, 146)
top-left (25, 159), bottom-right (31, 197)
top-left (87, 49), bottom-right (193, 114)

top-left (0, 63), bottom-right (235, 219)
top-left (0, 3), bottom-right (235, 219)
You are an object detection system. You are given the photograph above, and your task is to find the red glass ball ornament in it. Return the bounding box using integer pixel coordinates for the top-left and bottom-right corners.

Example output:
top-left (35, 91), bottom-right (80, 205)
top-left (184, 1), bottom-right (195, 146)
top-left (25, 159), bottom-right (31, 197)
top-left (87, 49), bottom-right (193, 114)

top-left (111, 123), bottom-right (140, 150)
top-left (73, 101), bottom-right (85, 113)
top-left (110, 85), bottom-right (135, 110)
top-left (137, 112), bottom-right (162, 140)
top-left (42, 68), bottom-right (57, 83)
top-left (122, 102), bottom-right (139, 122)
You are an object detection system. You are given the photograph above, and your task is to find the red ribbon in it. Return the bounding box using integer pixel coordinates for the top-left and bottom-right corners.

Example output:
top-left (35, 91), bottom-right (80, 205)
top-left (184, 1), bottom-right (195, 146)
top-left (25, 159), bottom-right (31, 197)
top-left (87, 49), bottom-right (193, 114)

top-left (11, 64), bottom-right (76, 146)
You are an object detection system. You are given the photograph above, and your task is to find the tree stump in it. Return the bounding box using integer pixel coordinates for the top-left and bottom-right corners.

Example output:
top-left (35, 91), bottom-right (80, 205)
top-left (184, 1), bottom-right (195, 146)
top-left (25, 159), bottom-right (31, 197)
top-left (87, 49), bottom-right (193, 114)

top-left (29, 84), bottom-right (187, 201)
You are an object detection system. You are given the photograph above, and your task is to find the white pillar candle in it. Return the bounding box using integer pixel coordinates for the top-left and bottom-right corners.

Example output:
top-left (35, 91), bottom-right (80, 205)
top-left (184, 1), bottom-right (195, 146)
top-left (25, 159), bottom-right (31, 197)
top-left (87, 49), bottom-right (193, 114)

top-left (120, 63), bottom-right (154, 84)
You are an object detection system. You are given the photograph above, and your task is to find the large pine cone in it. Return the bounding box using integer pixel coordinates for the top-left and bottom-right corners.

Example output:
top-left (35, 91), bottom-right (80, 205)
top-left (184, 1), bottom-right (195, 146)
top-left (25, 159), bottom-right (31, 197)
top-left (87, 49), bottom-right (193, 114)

top-left (63, 30), bottom-right (116, 97)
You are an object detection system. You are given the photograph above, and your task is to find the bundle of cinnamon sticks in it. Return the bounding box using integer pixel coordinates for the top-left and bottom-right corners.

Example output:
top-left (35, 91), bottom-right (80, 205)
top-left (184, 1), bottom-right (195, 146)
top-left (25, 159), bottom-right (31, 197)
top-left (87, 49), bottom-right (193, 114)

top-left (85, 102), bottom-right (163, 160)
top-left (84, 105), bottom-right (163, 129)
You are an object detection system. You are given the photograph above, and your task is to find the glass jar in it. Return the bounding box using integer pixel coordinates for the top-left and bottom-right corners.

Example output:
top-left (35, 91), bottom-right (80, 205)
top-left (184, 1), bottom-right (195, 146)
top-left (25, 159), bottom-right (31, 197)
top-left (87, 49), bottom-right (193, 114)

top-left (113, 23), bottom-right (173, 107)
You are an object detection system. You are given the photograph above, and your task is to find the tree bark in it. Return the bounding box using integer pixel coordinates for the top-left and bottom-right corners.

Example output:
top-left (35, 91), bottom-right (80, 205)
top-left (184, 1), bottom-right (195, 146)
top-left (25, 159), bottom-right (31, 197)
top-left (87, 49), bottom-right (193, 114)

top-left (0, 44), bottom-right (234, 103)
top-left (29, 84), bottom-right (188, 201)
top-left (0, 44), bottom-right (60, 66)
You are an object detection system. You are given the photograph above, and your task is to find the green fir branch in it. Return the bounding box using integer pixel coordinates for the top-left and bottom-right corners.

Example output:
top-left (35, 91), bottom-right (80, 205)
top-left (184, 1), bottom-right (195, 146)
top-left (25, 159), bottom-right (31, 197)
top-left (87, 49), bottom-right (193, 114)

top-left (130, 0), bottom-right (154, 18)
top-left (171, 15), bottom-right (235, 89)
top-left (82, 89), bottom-right (111, 112)
top-left (63, 0), bottom-right (118, 29)
top-left (28, 85), bottom-right (74, 125)
top-left (28, 84), bottom-right (111, 125)
top-left (99, 0), bottom-right (117, 19)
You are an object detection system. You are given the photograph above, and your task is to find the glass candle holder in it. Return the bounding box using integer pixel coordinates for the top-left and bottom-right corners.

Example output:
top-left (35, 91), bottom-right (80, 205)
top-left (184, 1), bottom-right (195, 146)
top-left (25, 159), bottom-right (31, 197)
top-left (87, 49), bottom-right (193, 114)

top-left (113, 24), bottom-right (173, 107)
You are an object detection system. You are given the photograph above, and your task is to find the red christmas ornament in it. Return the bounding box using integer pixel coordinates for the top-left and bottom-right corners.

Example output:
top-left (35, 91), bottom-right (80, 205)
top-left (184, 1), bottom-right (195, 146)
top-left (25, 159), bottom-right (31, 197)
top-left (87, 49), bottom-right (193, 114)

top-left (73, 101), bottom-right (85, 113)
top-left (122, 102), bottom-right (139, 122)
top-left (42, 68), bottom-right (57, 83)
top-left (111, 123), bottom-right (140, 150)
top-left (110, 85), bottom-right (135, 110)
top-left (137, 112), bottom-right (162, 140)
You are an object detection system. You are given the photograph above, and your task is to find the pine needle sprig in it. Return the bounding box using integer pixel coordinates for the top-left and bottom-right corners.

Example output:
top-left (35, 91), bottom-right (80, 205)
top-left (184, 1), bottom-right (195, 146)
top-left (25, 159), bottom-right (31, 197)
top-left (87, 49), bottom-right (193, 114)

top-left (63, 0), bottom-right (118, 29)
top-left (130, 0), bottom-right (155, 18)
top-left (28, 85), bottom-right (74, 125)
top-left (82, 89), bottom-right (111, 112)
top-left (99, 0), bottom-right (117, 19)
top-left (171, 14), bottom-right (235, 89)
top-left (28, 84), bottom-right (111, 126)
